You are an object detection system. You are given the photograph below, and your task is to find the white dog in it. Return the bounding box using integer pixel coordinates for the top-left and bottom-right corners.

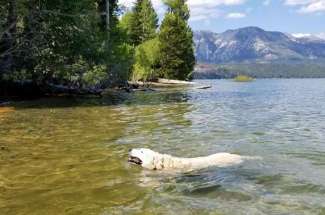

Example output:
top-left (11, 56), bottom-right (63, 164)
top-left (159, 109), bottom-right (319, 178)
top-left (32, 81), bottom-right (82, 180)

top-left (128, 148), bottom-right (257, 172)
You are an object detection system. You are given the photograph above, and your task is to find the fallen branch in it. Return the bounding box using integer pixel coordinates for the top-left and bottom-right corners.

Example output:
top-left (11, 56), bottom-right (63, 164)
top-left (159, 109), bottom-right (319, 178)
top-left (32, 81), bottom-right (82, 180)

top-left (157, 78), bottom-right (195, 85)
top-left (195, 85), bottom-right (212, 90)
top-left (129, 79), bottom-right (211, 90)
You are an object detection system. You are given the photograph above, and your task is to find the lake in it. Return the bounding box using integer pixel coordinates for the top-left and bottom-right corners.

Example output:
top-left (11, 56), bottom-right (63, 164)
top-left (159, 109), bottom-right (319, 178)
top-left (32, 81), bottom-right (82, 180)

top-left (1, 79), bottom-right (325, 215)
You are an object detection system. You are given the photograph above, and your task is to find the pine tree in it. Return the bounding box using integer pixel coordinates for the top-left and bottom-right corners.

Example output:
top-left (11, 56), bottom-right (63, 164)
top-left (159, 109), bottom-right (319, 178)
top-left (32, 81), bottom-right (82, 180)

top-left (164, 0), bottom-right (190, 20)
top-left (159, 0), bottom-right (195, 80)
top-left (129, 0), bottom-right (158, 46)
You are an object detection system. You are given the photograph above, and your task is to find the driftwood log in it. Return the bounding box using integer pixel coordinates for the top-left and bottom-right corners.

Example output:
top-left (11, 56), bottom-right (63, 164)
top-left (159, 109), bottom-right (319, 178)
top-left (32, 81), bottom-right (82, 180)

top-left (128, 79), bottom-right (211, 90)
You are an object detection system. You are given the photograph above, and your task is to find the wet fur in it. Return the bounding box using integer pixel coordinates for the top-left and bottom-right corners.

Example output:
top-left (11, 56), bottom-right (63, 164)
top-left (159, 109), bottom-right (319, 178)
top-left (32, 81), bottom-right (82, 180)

top-left (129, 149), bottom-right (255, 172)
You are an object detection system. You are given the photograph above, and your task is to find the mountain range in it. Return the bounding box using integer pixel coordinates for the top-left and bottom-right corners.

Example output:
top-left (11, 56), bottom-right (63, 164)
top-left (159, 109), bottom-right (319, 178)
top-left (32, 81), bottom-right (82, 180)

top-left (194, 27), bottom-right (325, 64)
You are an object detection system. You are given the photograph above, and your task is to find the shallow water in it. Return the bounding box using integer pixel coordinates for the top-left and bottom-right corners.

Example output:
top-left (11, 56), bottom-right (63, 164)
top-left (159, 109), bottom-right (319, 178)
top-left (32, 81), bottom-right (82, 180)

top-left (1, 79), bottom-right (325, 215)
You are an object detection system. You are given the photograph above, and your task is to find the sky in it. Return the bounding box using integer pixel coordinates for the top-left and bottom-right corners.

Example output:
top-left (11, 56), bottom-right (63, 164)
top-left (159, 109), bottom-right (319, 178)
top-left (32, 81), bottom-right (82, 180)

top-left (119, 0), bottom-right (325, 36)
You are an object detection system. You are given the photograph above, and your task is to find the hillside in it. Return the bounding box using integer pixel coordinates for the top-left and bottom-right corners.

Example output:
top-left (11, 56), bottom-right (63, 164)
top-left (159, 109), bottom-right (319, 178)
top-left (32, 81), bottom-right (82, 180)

top-left (194, 27), bottom-right (325, 64)
top-left (193, 63), bottom-right (325, 79)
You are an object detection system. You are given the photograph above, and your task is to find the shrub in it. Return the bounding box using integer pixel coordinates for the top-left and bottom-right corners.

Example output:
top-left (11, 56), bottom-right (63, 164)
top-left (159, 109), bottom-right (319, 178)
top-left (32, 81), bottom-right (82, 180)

top-left (132, 38), bottom-right (160, 82)
top-left (234, 75), bottom-right (254, 82)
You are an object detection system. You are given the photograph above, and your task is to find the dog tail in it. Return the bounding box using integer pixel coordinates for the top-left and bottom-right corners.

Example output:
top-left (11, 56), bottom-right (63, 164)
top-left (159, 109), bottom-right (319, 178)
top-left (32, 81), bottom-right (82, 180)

top-left (241, 155), bottom-right (262, 161)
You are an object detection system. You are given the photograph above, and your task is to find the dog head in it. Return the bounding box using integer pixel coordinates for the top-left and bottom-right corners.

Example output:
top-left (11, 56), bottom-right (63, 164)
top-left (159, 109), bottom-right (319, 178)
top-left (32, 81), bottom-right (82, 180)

top-left (128, 148), bottom-right (160, 170)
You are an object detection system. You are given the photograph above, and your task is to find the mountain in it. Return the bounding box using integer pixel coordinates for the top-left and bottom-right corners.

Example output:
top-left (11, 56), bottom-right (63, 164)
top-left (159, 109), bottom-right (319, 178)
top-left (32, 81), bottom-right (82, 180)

top-left (194, 27), bottom-right (325, 64)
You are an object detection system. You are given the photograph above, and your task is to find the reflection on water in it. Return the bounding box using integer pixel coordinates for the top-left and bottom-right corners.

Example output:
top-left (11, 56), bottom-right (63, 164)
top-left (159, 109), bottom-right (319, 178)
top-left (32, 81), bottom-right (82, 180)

top-left (1, 79), bottom-right (325, 215)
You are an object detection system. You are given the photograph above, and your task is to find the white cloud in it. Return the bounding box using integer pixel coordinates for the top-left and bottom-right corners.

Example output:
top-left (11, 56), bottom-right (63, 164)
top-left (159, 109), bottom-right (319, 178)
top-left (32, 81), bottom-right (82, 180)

top-left (299, 1), bottom-right (325, 13)
top-left (119, 0), bottom-right (247, 21)
top-left (189, 7), bottom-right (223, 21)
top-left (119, 0), bottom-right (165, 15)
top-left (263, 0), bottom-right (271, 6)
top-left (317, 32), bottom-right (325, 39)
top-left (187, 0), bottom-right (246, 8)
top-left (284, 0), bottom-right (325, 13)
top-left (225, 12), bottom-right (247, 18)
top-left (292, 32), bottom-right (325, 40)
top-left (119, 0), bottom-right (162, 8)
top-left (188, 0), bottom-right (247, 21)
top-left (120, 0), bottom-right (246, 9)
top-left (284, 0), bottom-right (313, 5)
top-left (292, 33), bottom-right (313, 37)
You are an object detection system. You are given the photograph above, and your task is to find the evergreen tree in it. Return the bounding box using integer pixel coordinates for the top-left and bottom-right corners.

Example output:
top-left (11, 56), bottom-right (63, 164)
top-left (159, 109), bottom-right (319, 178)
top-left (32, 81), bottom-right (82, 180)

top-left (140, 0), bottom-right (158, 42)
top-left (129, 0), bottom-right (142, 45)
top-left (129, 0), bottom-right (158, 46)
top-left (164, 0), bottom-right (190, 20)
top-left (119, 12), bottom-right (134, 43)
top-left (159, 0), bottom-right (195, 80)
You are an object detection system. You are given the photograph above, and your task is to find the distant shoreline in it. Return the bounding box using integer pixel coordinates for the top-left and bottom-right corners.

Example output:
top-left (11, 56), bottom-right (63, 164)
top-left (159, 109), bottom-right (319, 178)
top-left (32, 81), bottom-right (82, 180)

top-left (193, 63), bottom-right (325, 79)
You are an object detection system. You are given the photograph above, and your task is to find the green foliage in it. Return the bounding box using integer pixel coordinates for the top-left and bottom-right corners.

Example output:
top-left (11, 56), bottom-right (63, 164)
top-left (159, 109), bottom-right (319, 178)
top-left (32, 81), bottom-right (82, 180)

top-left (140, 0), bottom-right (159, 41)
top-left (109, 42), bottom-right (135, 84)
top-left (163, 0), bottom-right (190, 20)
top-left (0, 0), bottom-right (197, 96)
top-left (129, 0), bottom-right (158, 45)
top-left (0, 0), bottom-right (131, 90)
top-left (119, 12), bottom-right (134, 43)
top-left (2, 69), bottom-right (32, 82)
top-left (82, 65), bottom-right (107, 87)
top-left (194, 63), bottom-right (325, 79)
top-left (0, 4), bottom-right (7, 34)
top-left (159, 11), bottom-right (195, 80)
top-left (122, 0), bottom-right (161, 82)
top-left (132, 38), bottom-right (160, 81)
top-left (234, 75), bottom-right (254, 82)
top-left (97, 0), bottom-right (119, 32)
top-left (39, 0), bottom-right (111, 85)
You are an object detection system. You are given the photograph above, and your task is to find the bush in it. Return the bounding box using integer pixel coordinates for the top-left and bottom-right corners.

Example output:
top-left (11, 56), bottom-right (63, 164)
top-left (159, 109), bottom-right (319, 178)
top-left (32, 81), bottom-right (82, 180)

top-left (132, 38), bottom-right (160, 82)
top-left (82, 65), bottom-right (107, 88)
top-left (109, 43), bottom-right (135, 85)
top-left (234, 75), bottom-right (254, 82)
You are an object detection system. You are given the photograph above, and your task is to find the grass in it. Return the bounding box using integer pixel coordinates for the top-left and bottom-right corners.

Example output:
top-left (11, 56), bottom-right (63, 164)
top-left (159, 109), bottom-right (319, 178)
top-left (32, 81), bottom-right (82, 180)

top-left (234, 75), bottom-right (254, 82)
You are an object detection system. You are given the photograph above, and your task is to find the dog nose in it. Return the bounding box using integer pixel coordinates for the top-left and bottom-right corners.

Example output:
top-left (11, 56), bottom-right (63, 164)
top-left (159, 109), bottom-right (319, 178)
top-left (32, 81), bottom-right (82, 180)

top-left (128, 149), bottom-right (132, 152)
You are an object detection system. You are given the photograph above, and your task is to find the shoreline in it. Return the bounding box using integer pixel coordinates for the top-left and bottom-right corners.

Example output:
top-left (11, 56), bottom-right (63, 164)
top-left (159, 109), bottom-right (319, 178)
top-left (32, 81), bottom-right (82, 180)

top-left (129, 78), bottom-right (211, 89)
top-left (0, 78), bottom-right (212, 103)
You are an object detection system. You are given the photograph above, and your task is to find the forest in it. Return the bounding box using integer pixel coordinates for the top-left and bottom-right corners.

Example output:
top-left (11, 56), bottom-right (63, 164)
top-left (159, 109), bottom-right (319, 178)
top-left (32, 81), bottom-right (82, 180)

top-left (194, 63), bottom-right (325, 79)
top-left (0, 0), bottom-right (195, 97)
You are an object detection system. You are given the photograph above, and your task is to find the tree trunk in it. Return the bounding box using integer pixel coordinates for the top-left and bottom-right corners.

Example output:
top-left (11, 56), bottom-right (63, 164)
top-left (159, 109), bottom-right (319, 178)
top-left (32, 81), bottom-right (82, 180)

top-left (20, 0), bottom-right (43, 81)
top-left (106, 0), bottom-right (110, 32)
top-left (97, 0), bottom-right (109, 31)
top-left (106, 0), bottom-right (111, 77)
